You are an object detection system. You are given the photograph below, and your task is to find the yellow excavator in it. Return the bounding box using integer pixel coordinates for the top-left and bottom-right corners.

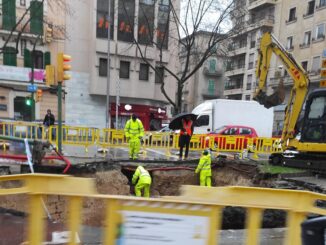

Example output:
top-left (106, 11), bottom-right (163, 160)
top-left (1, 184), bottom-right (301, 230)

top-left (254, 32), bottom-right (326, 171)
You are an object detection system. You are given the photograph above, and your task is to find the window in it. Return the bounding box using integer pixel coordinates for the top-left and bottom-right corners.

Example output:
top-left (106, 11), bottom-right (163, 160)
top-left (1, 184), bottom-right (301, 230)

top-left (312, 56), bottom-right (321, 72)
top-left (44, 51), bottom-right (51, 67)
top-left (24, 49), bottom-right (31, 67)
top-left (248, 53), bottom-right (254, 69)
top-left (138, 0), bottom-right (155, 45)
top-left (286, 36), bottom-right (293, 50)
top-left (320, 0), bottom-right (326, 7)
top-left (96, 0), bottom-right (114, 39)
top-left (118, 0), bottom-right (135, 42)
top-left (32, 50), bottom-right (43, 69)
top-left (196, 115), bottom-right (209, 127)
top-left (240, 127), bottom-right (252, 135)
top-left (315, 24), bottom-right (325, 39)
top-left (245, 95), bottom-right (251, 101)
top-left (20, 0), bottom-right (26, 6)
top-left (288, 7), bottom-right (296, 22)
top-left (99, 58), bottom-right (107, 77)
top-left (30, 1), bottom-right (44, 35)
top-left (155, 66), bottom-right (164, 83)
top-left (301, 61), bottom-right (308, 71)
top-left (208, 80), bottom-right (215, 94)
top-left (247, 74), bottom-right (252, 90)
top-left (157, 0), bottom-right (170, 49)
top-left (139, 63), bottom-right (149, 80)
top-left (306, 1), bottom-right (315, 15)
top-left (2, 0), bottom-right (16, 30)
top-left (303, 31), bottom-right (311, 45)
top-left (3, 47), bottom-right (17, 66)
top-left (20, 39), bottom-right (27, 56)
top-left (209, 59), bottom-right (216, 73)
top-left (119, 61), bottom-right (130, 79)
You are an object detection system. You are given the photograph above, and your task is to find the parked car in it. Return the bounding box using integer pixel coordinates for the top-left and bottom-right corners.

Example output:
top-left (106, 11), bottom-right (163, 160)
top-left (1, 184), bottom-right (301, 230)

top-left (205, 125), bottom-right (258, 149)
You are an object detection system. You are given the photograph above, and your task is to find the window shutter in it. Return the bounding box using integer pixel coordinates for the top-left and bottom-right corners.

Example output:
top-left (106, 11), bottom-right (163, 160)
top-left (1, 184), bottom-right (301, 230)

top-left (3, 47), bottom-right (17, 66)
top-left (44, 52), bottom-right (51, 66)
top-left (30, 1), bottom-right (44, 35)
top-left (3, 0), bottom-right (16, 30)
top-left (24, 49), bottom-right (32, 67)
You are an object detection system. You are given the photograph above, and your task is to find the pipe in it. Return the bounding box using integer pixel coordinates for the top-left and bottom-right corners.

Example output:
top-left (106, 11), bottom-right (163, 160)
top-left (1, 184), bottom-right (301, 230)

top-left (123, 166), bottom-right (196, 172)
top-left (0, 152), bottom-right (71, 174)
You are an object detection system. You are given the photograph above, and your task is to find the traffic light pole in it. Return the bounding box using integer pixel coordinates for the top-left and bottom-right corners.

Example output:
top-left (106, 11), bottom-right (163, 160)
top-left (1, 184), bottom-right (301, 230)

top-left (57, 81), bottom-right (63, 153)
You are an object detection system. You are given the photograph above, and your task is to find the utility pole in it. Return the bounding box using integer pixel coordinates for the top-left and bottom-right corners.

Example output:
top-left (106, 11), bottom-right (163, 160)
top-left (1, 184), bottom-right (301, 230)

top-left (106, 0), bottom-right (111, 128)
top-left (116, 80), bottom-right (120, 129)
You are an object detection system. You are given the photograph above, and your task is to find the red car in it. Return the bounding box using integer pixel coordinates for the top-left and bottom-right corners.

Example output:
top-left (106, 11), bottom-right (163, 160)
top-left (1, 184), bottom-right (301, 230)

top-left (205, 125), bottom-right (258, 149)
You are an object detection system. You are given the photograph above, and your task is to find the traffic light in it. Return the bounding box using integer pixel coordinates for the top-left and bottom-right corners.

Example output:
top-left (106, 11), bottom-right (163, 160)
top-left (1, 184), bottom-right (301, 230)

top-left (45, 65), bottom-right (55, 86)
top-left (57, 53), bottom-right (72, 81)
top-left (25, 97), bottom-right (32, 106)
top-left (45, 24), bottom-right (53, 43)
top-left (36, 89), bottom-right (42, 102)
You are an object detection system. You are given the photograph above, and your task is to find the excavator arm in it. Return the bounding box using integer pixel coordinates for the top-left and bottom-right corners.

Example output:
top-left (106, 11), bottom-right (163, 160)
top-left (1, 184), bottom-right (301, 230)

top-left (254, 33), bottom-right (310, 148)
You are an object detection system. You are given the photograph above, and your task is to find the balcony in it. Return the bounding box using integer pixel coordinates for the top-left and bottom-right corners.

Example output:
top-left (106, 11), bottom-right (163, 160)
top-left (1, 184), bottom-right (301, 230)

top-left (248, 0), bottom-right (277, 10)
top-left (247, 15), bottom-right (274, 31)
top-left (202, 88), bottom-right (219, 99)
top-left (203, 66), bottom-right (223, 76)
top-left (225, 65), bottom-right (245, 76)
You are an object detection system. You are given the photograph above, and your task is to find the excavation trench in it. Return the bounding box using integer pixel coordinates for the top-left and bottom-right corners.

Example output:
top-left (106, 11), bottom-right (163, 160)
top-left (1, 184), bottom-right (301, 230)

top-left (0, 159), bottom-right (290, 229)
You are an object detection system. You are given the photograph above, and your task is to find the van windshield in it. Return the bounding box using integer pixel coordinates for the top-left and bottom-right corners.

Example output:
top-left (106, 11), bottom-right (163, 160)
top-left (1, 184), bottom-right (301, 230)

top-left (214, 126), bottom-right (228, 133)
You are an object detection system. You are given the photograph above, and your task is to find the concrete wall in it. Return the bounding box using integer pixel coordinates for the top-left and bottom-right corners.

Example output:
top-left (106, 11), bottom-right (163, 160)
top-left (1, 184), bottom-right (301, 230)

top-left (65, 72), bottom-right (106, 128)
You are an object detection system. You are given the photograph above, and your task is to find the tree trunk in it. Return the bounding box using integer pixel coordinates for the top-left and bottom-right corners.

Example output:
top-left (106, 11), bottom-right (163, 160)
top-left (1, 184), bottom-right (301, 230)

top-left (175, 82), bottom-right (183, 115)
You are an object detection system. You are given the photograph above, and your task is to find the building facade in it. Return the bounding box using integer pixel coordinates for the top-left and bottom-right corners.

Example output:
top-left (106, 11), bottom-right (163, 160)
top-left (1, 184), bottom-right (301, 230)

top-left (180, 32), bottom-right (225, 112)
top-left (269, 0), bottom-right (326, 133)
top-left (65, 0), bottom-right (179, 129)
top-left (226, 0), bottom-right (326, 134)
top-left (224, 0), bottom-right (276, 101)
top-left (0, 0), bottom-right (65, 121)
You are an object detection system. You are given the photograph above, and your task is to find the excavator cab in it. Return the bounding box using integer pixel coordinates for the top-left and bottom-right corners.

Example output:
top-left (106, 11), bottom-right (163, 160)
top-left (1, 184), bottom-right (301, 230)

top-left (300, 89), bottom-right (326, 143)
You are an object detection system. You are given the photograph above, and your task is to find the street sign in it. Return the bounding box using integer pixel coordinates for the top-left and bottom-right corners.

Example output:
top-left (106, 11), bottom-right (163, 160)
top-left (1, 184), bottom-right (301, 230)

top-left (27, 84), bottom-right (38, 92)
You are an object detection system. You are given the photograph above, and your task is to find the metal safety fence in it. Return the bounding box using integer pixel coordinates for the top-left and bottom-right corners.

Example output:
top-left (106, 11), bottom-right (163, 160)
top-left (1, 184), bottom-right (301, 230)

top-left (0, 174), bottom-right (325, 244)
top-left (0, 121), bottom-right (284, 157)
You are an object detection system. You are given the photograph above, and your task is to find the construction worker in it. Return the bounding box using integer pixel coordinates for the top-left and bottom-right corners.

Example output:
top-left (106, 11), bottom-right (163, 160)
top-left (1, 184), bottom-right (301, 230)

top-left (195, 150), bottom-right (212, 187)
top-left (132, 165), bottom-right (151, 197)
top-left (179, 116), bottom-right (194, 160)
top-left (124, 114), bottom-right (144, 160)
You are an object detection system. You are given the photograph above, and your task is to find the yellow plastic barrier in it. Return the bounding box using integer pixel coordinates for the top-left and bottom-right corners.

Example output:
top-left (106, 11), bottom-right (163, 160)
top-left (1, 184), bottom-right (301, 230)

top-left (48, 126), bottom-right (98, 151)
top-left (0, 121), bottom-right (46, 140)
top-left (0, 121), bottom-right (286, 158)
top-left (0, 174), bottom-right (325, 245)
top-left (252, 137), bottom-right (283, 159)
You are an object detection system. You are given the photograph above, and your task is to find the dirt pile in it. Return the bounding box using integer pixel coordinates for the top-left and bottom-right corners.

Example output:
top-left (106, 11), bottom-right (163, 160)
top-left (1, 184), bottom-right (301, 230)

top-left (151, 170), bottom-right (197, 196)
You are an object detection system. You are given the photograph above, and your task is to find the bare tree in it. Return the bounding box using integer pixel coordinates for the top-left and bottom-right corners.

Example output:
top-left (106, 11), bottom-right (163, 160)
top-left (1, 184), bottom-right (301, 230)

top-left (120, 0), bottom-right (246, 114)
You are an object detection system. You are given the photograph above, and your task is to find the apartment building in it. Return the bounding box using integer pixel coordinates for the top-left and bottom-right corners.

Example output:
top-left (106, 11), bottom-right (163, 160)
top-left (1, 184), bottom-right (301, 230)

top-left (180, 31), bottom-right (225, 112)
top-left (65, 0), bottom-right (179, 129)
top-left (224, 0), bottom-right (276, 101)
top-left (0, 0), bottom-right (65, 121)
top-left (270, 0), bottom-right (326, 133)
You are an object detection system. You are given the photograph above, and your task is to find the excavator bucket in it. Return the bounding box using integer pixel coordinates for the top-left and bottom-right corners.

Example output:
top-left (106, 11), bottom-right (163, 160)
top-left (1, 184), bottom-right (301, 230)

top-left (254, 80), bottom-right (285, 109)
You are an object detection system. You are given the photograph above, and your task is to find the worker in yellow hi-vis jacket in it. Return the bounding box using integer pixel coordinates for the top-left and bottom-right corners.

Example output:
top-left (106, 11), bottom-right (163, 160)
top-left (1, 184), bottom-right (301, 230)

top-left (195, 150), bottom-right (212, 187)
top-left (132, 166), bottom-right (152, 197)
top-left (124, 114), bottom-right (144, 160)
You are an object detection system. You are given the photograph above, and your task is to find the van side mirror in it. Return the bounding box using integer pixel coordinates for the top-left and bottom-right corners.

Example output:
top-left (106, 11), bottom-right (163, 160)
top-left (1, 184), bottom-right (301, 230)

top-left (207, 129), bottom-right (211, 132)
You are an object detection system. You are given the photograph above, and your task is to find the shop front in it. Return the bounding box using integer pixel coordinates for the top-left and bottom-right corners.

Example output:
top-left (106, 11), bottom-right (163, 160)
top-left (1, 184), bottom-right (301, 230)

top-left (110, 103), bottom-right (167, 131)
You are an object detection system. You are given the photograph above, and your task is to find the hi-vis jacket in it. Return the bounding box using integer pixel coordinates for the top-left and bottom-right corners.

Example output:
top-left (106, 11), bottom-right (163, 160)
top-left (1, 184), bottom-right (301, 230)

top-left (195, 154), bottom-right (212, 176)
top-left (132, 166), bottom-right (152, 185)
top-left (124, 119), bottom-right (144, 138)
